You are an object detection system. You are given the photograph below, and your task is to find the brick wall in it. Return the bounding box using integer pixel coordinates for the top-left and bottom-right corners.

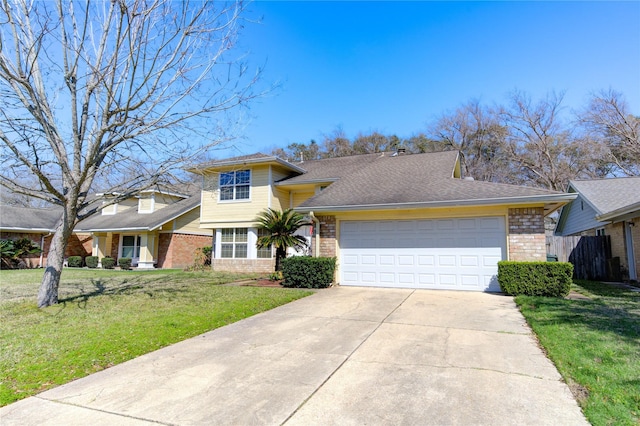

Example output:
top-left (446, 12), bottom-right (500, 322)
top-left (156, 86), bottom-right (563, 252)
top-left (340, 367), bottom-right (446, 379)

top-left (156, 233), bottom-right (212, 269)
top-left (212, 258), bottom-right (275, 274)
top-left (508, 207), bottom-right (546, 261)
top-left (315, 215), bottom-right (336, 257)
top-left (607, 220), bottom-right (640, 281)
top-left (1, 231), bottom-right (91, 268)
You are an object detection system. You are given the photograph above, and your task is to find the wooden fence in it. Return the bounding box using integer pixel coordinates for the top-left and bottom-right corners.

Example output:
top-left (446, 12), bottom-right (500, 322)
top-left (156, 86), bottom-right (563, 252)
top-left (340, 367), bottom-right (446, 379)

top-left (546, 235), bottom-right (616, 281)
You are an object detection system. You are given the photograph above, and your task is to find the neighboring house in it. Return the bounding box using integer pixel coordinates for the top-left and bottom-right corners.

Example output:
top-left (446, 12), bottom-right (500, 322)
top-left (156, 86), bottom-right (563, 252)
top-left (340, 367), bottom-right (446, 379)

top-left (0, 188), bottom-right (212, 269)
top-left (555, 177), bottom-right (640, 281)
top-left (0, 205), bottom-right (91, 268)
top-left (190, 150), bottom-right (576, 291)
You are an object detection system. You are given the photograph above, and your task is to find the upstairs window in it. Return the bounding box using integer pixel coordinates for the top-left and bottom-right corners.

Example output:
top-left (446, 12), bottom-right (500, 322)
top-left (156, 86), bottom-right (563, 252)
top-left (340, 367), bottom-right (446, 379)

top-left (219, 170), bottom-right (250, 201)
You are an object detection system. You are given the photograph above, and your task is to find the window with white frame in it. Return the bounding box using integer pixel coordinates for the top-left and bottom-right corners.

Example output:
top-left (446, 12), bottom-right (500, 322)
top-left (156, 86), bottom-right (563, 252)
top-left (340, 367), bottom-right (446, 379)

top-left (220, 228), bottom-right (248, 258)
top-left (219, 170), bottom-right (250, 201)
top-left (257, 228), bottom-right (273, 258)
top-left (596, 228), bottom-right (605, 236)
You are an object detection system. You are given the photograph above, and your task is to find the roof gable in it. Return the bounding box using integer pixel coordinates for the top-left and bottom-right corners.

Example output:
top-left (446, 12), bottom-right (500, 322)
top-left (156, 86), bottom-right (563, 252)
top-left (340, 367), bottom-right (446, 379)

top-left (569, 177), bottom-right (640, 217)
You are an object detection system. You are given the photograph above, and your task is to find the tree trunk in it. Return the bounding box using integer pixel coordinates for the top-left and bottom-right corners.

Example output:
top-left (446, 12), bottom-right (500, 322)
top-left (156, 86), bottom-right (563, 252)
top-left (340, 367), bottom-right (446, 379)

top-left (275, 247), bottom-right (286, 272)
top-left (37, 220), bottom-right (72, 308)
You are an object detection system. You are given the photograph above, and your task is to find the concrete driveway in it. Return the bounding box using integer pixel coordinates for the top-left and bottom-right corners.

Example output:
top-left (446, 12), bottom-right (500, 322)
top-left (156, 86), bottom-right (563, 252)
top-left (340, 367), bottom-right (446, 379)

top-left (1, 287), bottom-right (587, 425)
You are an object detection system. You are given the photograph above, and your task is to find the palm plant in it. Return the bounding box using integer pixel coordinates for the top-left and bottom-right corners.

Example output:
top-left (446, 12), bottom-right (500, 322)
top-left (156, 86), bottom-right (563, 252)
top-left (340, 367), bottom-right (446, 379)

top-left (255, 208), bottom-right (311, 271)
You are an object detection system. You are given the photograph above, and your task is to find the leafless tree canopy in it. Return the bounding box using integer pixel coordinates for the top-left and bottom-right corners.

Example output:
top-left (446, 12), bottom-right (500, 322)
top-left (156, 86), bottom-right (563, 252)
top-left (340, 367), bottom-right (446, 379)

top-left (273, 90), bottom-right (639, 190)
top-left (0, 0), bottom-right (259, 211)
top-left (0, 0), bottom-right (261, 307)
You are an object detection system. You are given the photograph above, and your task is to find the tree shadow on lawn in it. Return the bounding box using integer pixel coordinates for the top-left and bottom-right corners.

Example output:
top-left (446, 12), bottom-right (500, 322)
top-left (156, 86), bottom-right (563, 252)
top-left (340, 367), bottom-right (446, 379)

top-left (59, 276), bottom-right (191, 307)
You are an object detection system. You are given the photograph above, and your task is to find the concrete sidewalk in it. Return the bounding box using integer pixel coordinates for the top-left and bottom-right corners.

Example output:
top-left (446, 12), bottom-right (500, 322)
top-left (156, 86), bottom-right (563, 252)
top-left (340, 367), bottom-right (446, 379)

top-left (0, 287), bottom-right (588, 425)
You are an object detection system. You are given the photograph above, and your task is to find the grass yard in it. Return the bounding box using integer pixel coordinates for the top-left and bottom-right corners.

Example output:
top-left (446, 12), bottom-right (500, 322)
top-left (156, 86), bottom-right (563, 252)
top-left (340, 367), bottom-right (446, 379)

top-left (0, 269), bottom-right (313, 407)
top-left (516, 280), bottom-right (640, 426)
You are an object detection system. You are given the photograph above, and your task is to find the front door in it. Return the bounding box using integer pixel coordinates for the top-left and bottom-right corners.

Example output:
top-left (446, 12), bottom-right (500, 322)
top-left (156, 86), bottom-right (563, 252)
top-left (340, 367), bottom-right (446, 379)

top-left (121, 235), bottom-right (141, 266)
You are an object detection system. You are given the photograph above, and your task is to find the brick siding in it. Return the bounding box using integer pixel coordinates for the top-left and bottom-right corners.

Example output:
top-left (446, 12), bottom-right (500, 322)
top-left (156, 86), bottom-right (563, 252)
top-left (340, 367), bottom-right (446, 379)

top-left (314, 215), bottom-right (336, 257)
top-left (156, 233), bottom-right (212, 269)
top-left (1, 231), bottom-right (91, 268)
top-left (212, 258), bottom-right (275, 273)
top-left (508, 207), bottom-right (546, 261)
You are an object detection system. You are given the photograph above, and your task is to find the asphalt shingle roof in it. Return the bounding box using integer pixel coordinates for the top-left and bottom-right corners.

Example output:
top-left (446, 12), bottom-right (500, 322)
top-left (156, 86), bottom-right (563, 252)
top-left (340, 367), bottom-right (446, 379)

top-left (569, 177), bottom-right (640, 216)
top-left (1, 195), bottom-right (200, 233)
top-left (74, 195), bottom-right (200, 232)
top-left (0, 205), bottom-right (62, 231)
top-left (290, 151), bottom-right (563, 210)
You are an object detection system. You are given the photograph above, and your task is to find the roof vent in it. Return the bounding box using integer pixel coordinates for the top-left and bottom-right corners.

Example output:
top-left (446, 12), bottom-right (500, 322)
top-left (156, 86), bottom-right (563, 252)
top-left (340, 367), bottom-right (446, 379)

top-left (397, 147), bottom-right (406, 155)
top-left (464, 176), bottom-right (475, 181)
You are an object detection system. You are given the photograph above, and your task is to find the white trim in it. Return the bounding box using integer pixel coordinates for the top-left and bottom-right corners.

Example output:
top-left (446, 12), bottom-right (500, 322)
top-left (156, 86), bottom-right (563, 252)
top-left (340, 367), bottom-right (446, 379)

top-left (625, 221), bottom-right (637, 280)
top-left (268, 165), bottom-right (272, 209)
top-left (218, 169), bottom-right (252, 202)
top-left (138, 194), bottom-right (155, 214)
top-left (295, 193), bottom-right (578, 213)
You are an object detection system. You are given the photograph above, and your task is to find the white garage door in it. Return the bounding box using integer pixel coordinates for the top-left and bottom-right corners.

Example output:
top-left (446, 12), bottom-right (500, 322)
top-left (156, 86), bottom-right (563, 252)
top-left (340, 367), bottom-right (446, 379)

top-left (339, 217), bottom-right (506, 291)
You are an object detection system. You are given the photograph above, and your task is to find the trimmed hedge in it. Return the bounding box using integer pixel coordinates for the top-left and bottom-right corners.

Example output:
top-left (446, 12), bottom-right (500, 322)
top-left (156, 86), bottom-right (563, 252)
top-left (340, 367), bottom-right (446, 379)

top-left (118, 257), bottom-right (132, 270)
top-left (67, 256), bottom-right (83, 268)
top-left (498, 261), bottom-right (573, 297)
top-left (281, 256), bottom-right (337, 288)
top-left (85, 256), bottom-right (99, 268)
top-left (101, 257), bottom-right (116, 269)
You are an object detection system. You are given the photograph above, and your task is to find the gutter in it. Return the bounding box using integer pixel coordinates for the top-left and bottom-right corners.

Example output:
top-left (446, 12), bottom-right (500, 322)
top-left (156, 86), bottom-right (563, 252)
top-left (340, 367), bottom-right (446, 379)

top-left (309, 211), bottom-right (320, 257)
top-left (596, 201), bottom-right (640, 222)
top-left (295, 193), bottom-right (578, 214)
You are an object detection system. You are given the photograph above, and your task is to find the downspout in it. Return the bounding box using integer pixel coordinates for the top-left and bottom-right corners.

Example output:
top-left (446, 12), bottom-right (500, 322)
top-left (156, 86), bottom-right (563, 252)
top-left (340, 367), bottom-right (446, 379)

top-left (309, 211), bottom-right (320, 257)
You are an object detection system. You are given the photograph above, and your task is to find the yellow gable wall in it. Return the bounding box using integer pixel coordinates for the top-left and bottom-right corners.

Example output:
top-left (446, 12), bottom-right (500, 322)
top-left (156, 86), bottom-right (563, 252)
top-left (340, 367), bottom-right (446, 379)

top-left (200, 164), bottom-right (271, 226)
top-left (168, 207), bottom-right (211, 236)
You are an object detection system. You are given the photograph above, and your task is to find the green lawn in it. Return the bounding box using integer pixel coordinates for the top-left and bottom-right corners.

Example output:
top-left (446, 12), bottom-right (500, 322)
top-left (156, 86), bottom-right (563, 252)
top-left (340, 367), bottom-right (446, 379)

top-left (516, 280), bottom-right (640, 426)
top-left (0, 269), bottom-right (313, 407)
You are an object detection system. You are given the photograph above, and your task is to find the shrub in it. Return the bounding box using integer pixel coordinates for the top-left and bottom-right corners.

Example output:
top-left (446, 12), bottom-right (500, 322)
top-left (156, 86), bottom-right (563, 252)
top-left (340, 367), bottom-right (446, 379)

top-left (85, 256), bottom-right (99, 268)
top-left (67, 256), bottom-right (83, 268)
top-left (281, 256), bottom-right (336, 288)
top-left (101, 257), bottom-right (116, 269)
top-left (118, 257), bottom-right (132, 270)
top-left (201, 246), bottom-right (212, 266)
top-left (498, 261), bottom-right (573, 297)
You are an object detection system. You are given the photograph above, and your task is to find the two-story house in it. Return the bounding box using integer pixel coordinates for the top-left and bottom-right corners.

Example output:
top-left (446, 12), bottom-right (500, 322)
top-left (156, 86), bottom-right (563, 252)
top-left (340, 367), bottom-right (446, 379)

top-left (190, 150), bottom-right (577, 291)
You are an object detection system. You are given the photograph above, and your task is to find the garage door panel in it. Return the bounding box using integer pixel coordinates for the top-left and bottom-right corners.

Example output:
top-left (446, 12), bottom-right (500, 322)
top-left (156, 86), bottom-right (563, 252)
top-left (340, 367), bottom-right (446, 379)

top-left (340, 217), bottom-right (506, 291)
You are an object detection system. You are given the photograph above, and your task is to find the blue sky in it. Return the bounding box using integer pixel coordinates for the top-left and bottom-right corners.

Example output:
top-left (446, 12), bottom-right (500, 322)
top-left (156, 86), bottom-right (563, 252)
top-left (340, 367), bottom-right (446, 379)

top-left (221, 1), bottom-right (640, 157)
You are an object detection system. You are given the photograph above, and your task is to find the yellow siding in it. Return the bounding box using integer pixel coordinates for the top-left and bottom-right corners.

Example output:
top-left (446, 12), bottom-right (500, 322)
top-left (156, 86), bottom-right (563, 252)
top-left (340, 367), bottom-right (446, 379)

top-left (200, 165), bottom-right (271, 226)
top-left (172, 208), bottom-right (211, 235)
top-left (272, 187), bottom-right (289, 211)
top-left (334, 205), bottom-right (511, 221)
top-left (292, 191), bottom-right (315, 208)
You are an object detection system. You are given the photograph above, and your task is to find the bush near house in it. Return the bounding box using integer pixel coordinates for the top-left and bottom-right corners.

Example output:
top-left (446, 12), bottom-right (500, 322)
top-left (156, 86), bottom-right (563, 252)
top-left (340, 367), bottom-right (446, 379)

top-left (66, 256), bottom-right (83, 268)
top-left (498, 261), bottom-right (573, 297)
top-left (101, 257), bottom-right (116, 269)
top-left (281, 256), bottom-right (336, 288)
top-left (0, 238), bottom-right (42, 269)
top-left (118, 258), bottom-right (132, 270)
top-left (85, 256), bottom-right (99, 268)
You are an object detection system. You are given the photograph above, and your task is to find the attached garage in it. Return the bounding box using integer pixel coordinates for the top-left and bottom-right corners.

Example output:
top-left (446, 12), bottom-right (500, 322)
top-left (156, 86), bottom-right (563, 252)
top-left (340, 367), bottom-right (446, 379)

top-left (339, 217), bottom-right (507, 291)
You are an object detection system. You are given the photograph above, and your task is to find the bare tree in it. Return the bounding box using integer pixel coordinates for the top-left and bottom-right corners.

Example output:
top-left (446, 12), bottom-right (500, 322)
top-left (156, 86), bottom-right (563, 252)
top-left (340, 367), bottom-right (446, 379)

top-left (579, 89), bottom-right (640, 176)
top-left (428, 100), bottom-right (512, 182)
top-left (499, 91), bottom-right (603, 191)
top-left (0, 0), bottom-right (261, 307)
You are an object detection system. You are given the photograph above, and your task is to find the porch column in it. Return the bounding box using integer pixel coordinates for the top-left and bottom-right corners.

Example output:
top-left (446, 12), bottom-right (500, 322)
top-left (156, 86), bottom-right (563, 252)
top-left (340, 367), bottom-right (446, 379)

top-left (137, 233), bottom-right (156, 269)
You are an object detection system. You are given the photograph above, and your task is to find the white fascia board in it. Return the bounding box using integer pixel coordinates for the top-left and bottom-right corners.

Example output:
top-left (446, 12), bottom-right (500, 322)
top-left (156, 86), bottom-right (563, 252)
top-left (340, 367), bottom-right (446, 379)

top-left (0, 227), bottom-right (55, 233)
top-left (295, 193), bottom-right (578, 214)
top-left (275, 178), bottom-right (339, 187)
top-left (190, 157), bottom-right (306, 174)
top-left (597, 201), bottom-right (640, 222)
